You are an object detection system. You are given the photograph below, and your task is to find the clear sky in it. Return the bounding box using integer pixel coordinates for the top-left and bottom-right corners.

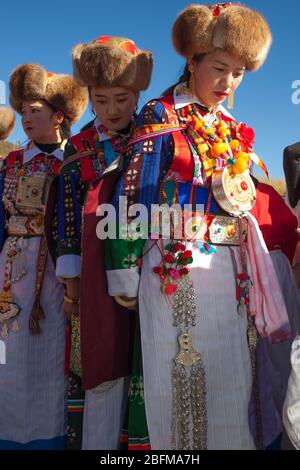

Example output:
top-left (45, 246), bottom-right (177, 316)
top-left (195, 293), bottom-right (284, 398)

top-left (0, 0), bottom-right (299, 178)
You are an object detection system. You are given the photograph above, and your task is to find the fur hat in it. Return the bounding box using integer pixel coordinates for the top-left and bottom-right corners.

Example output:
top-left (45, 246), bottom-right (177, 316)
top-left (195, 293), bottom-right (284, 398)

top-left (0, 107), bottom-right (15, 140)
top-left (72, 36), bottom-right (153, 91)
top-left (9, 64), bottom-right (88, 124)
top-left (172, 3), bottom-right (272, 71)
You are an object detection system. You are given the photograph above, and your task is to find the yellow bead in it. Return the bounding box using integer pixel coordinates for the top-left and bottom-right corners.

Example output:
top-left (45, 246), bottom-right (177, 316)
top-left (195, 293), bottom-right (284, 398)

top-left (206, 127), bottom-right (216, 135)
top-left (235, 151), bottom-right (250, 163)
top-left (229, 139), bottom-right (240, 150)
top-left (210, 142), bottom-right (228, 158)
top-left (193, 117), bottom-right (205, 131)
top-left (197, 143), bottom-right (209, 153)
top-left (220, 132), bottom-right (228, 140)
top-left (232, 160), bottom-right (247, 174)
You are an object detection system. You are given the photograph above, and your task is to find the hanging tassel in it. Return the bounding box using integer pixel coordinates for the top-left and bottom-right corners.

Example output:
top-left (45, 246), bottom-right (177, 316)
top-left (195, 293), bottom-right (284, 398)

top-left (190, 360), bottom-right (207, 449)
top-left (1, 322), bottom-right (8, 338)
top-left (11, 319), bottom-right (19, 333)
top-left (29, 237), bottom-right (48, 335)
top-left (171, 362), bottom-right (190, 450)
top-left (29, 299), bottom-right (45, 335)
top-left (196, 241), bottom-right (216, 254)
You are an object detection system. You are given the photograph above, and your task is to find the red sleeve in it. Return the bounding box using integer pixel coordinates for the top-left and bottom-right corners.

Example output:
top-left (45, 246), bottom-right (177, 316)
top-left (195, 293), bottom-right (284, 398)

top-left (251, 183), bottom-right (299, 263)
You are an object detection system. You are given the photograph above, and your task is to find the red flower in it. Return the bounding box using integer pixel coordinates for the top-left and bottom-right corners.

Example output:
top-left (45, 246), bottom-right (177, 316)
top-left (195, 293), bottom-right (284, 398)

top-left (153, 266), bottom-right (161, 274)
top-left (164, 254), bottom-right (175, 263)
top-left (180, 250), bottom-right (192, 259)
top-left (179, 267), bottom-right (190, 276)
top-left (212, 5), bottom-right (220, 16)
top-left (163, 283), bottom-right (178, 295)
top-left (177, 243), bottom-right (186, 252)
top-left (236, 123), bottom-right (255, 149)
top-left (210, 3), bottom-right (231, 17)
top-left (237, 273), bottom-right (248, 281)
top-left (174, 242), bottom-right (183, 253)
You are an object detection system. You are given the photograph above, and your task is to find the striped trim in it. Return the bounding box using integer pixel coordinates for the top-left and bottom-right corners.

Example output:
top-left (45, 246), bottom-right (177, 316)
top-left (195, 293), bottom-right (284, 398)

top-left (129, 125), bottom-right (185, 146)
top-left (61, 150), bottom-right (96, 168)
top-left (120, 431), bottom-right (151, 450)
top-left (128, 437), bottom-right (151, 450)
top-left (67, 399), bottom-right (85, 413)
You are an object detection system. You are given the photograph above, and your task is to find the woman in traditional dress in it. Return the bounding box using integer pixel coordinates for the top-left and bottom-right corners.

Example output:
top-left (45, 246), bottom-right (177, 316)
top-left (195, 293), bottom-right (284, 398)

top-left (105, 3), bottom-right (293, 450)
top-left (47, 36), bottom-right (153, 449)
top-left (0, 64), bottom-right (87, 449)
top-left (283, 143), bottom-right (300, 289)
top-left (249, 180), bottom-right (300, 448)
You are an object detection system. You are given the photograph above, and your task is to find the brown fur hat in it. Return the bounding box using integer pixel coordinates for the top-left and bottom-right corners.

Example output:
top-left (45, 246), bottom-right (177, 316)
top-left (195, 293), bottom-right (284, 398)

top-left (172, 3), bottom-right (272, 71)
top-left (9, 64), bottom-right (88, 124)
top-left (72, 36), bottom-right (153, 91)
top-left (0, 107), bottom-right (15, 140)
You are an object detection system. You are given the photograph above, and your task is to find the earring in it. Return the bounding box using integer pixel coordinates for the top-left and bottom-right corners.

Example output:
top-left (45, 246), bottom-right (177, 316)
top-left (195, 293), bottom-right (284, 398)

top-left (227, 92), bottom-right (234, 110)
top-left (189, 72), bottom-right (196, 97)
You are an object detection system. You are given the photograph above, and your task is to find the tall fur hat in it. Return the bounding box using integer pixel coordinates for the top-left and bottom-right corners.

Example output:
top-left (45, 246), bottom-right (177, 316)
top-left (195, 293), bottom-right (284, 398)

top-left (0, 107), bottom-right (15, 140)
top-left (9, 64), bottom-right (88, 124)
top-left (172, 3), bottom-right (272, 71)
top-left (72, 36), bottom-right (153, 91)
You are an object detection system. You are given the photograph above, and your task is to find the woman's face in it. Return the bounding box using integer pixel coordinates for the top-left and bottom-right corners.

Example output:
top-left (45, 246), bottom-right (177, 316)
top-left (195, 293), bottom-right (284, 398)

top-left (190, 49), bottom-right (246, 109)
top-left (90, 87), bottom-right (138, 131)
top-left (21, 100), bottom-right (63, 143)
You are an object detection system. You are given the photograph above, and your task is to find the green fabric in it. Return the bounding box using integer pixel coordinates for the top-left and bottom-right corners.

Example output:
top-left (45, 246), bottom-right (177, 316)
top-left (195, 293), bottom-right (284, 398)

top-left (120, 321), bottom-right (149, 449)
top-left (164, 181), bottom-right (176, 206)
top-left (105, 238), bottom-right (146, 271)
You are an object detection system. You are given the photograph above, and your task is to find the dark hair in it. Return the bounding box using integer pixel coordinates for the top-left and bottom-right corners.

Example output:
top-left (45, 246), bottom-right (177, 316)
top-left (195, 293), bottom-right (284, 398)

top-left (162, 53), bottom-right (206, 96)
top-left (59, 116), bottom-right (71, 140)
top-left (46, 101), bottom-right (71, 140)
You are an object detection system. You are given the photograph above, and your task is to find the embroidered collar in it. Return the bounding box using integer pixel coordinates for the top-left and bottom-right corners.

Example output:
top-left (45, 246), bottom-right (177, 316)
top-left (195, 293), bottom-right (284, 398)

top-left (173, 82), bottom-right (235, 121)
top-left (23, 140), bottom-right (65, 164)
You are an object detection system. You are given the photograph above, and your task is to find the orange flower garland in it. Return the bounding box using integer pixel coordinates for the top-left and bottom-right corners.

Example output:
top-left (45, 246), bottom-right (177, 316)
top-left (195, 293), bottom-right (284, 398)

top-left (190, 114), bottom-right (256, 176)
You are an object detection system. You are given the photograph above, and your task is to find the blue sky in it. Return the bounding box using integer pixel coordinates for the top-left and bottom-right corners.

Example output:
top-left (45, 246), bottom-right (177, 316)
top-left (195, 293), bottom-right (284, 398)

top-left (0, 0), bottom-right (299, 178)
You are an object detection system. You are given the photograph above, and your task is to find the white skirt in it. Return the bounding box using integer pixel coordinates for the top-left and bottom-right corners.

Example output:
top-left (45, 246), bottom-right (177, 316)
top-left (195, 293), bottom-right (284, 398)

top-left (0, 236), bottom-right (67, 446)
top-left (139, 241), bottom-right (255, 450)
top-left (82, 377), bottom-right (129, 450)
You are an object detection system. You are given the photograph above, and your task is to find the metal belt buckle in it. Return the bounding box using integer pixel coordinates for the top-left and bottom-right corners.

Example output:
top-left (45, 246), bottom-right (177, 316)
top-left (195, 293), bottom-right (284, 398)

top-left (209, 215), bottom-right (245, 245)
top-left (7, 215), bottom-right (28, 236)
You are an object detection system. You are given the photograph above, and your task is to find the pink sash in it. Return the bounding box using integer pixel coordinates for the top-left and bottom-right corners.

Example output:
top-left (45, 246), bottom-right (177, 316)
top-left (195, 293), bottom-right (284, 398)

top-left (246, 213), bottom-right (292, 343)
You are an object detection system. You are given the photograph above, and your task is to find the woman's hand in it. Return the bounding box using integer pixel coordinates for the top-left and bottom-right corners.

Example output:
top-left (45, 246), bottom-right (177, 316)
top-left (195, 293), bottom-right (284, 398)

top-left (115, 295), bottom-right (138, 312)
top-left (63, 277), bottom-right (80, 319)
